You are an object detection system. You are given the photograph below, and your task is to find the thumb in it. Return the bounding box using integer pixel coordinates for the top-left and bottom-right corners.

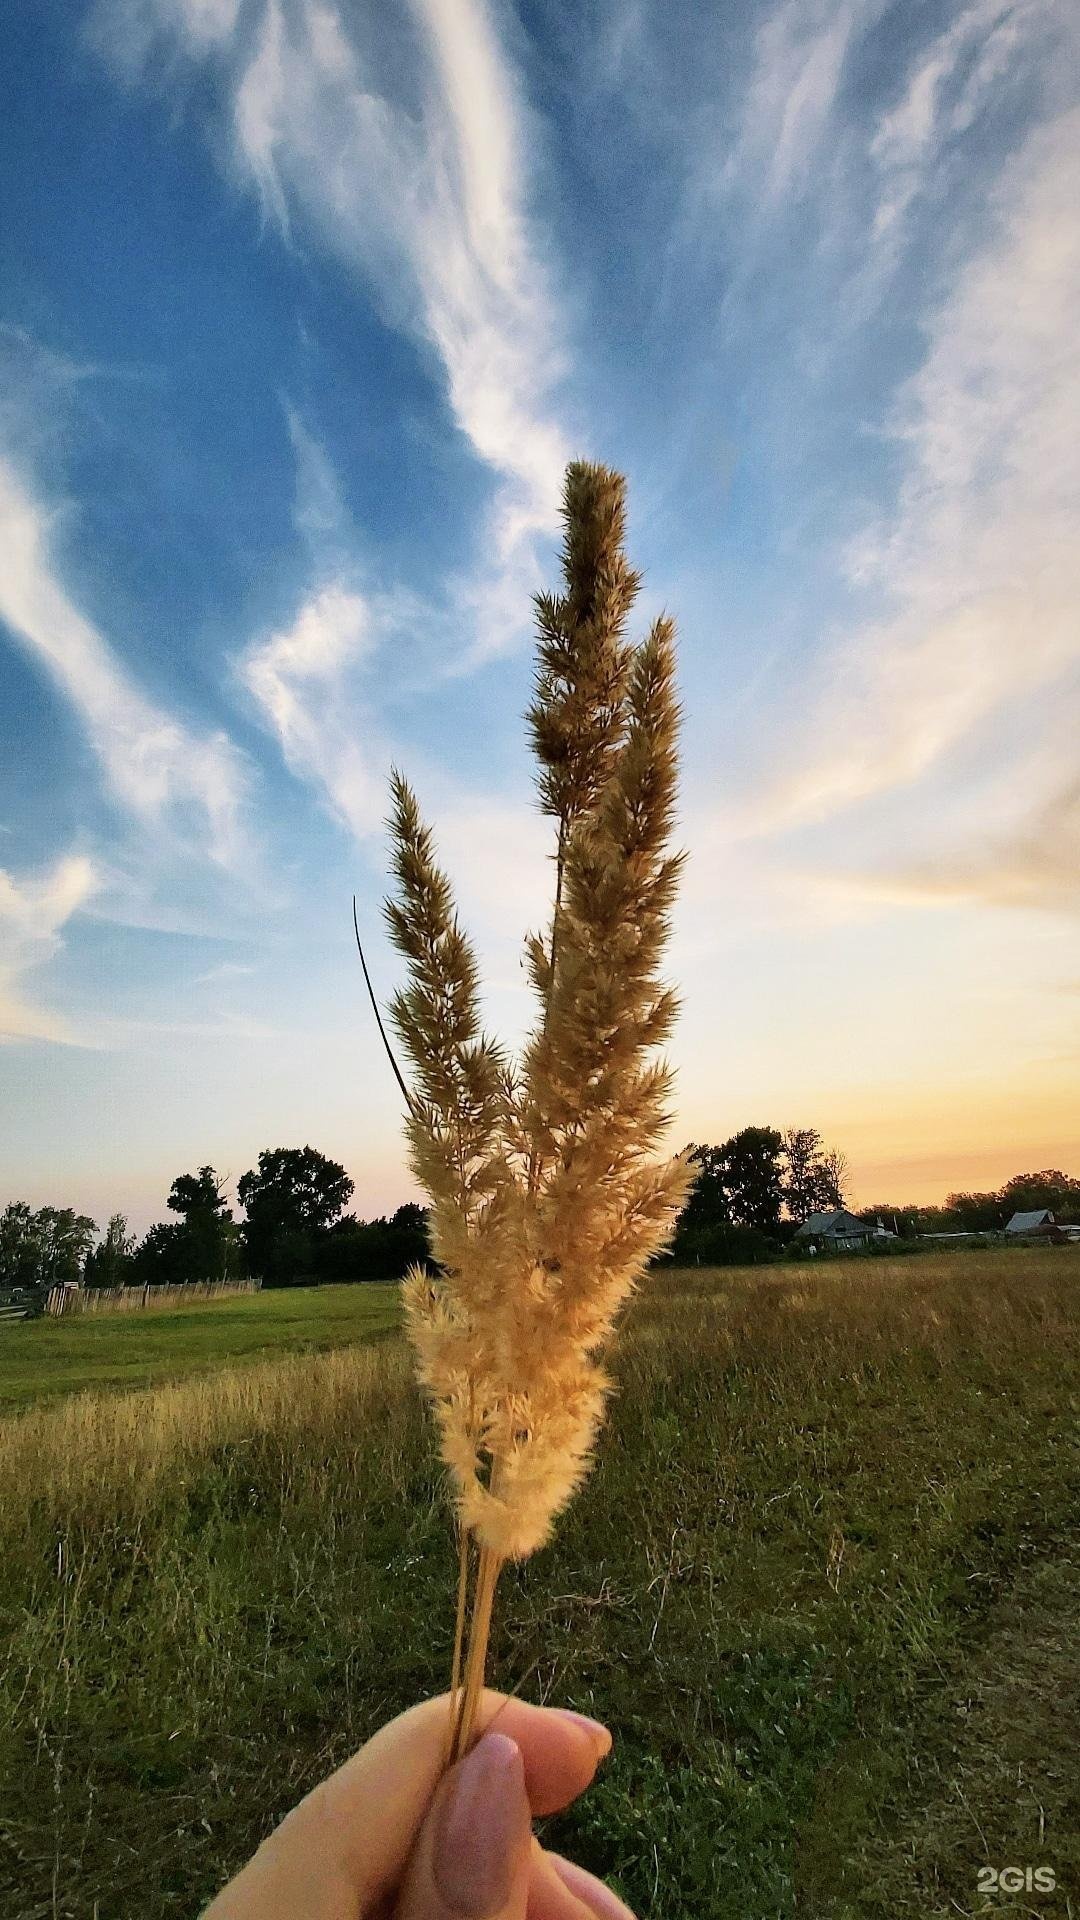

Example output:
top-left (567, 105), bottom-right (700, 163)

top-left (394, 1731), bottom-right (532, 1920)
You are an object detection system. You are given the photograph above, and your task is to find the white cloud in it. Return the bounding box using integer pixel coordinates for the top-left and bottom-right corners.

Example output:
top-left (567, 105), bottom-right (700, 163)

top-left (238, 579), bottom-right (384, 839)
top-left (0, 458), bottom-right (252, 867)
top-left (94, 0), bottom-right (570, 660)
top-left (194, 960), bottom-right (255, 984)
top-left (747, 106), bottom-right (1080, 874)
top-left (716, 0), bottom-right (866, 206)
top-left (862, 0), bottom-right (1070, 292)
top-left (236, 403), bottom-right (410, 840)
top-left (0, 327), bottom-right (96, 464)
top-left (0, 855), bottom-right (97, 1044)
top-left (708, 0), bottom-right (1076, 322)
top-left (92, 0), bottom-right (242, 72)
top-left (871, 1), bottom-right (1014, 176)
top-left (284, 402), bottom-right (350, 558)
top-left (881, 741), bottom-right (1080, 917)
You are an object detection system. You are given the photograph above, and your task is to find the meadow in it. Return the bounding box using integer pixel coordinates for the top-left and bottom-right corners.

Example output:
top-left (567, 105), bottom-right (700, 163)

top-left (1, 1249), bottom-right (1078, 1918)
top-left (0, 1282), bottom-right (399, 1409)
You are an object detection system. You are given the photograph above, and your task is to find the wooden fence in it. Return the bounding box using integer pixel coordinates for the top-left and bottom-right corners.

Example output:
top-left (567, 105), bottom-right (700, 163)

top-left (44, 1277), bottom-right (261, 1318)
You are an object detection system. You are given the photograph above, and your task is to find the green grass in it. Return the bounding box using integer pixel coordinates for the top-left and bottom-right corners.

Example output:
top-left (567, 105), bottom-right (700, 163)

top-left (1, 1249), bottom-right (1078, 1918)
top-left (815, 1546), bottom-right (1080, 1916)
top-left (0, 1282), bottom-right (400, 1409)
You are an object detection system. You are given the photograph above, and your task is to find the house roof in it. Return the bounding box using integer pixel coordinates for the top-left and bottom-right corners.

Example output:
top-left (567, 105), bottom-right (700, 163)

top-left (796, 1209), bottom-right (865, 1237)
top-left (1005, 1208), bottom-right (1055, 1232)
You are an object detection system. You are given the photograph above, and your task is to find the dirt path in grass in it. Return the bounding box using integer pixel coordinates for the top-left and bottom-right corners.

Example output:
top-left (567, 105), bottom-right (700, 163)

top-left (803, 1546), bottom-right (1080, 1918)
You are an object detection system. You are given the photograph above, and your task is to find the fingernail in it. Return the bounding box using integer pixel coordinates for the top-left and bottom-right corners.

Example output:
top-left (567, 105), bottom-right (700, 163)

top-left (434, 1732), bottom-right (529, 1916)
top-left (553, 1710), bottom-right (612, 1756)
top-left (548, 1854), bottom-right (637, 1920)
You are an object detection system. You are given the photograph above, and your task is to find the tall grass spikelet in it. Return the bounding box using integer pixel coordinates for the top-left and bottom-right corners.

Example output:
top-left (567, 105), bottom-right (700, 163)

top-left (384, 462), bottom-right (694, 1748)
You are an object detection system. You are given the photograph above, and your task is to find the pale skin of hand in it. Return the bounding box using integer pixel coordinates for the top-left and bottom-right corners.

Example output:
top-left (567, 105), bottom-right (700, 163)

top-left (202, 1691), bottom-right (636, 1920)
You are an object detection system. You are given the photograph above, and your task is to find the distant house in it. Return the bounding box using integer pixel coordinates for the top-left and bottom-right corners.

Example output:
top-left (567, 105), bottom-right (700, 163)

top-left (1005, 1208), bottom-right (1058, 1238)
top-left (795, 1209), bottom-right (876, 1251)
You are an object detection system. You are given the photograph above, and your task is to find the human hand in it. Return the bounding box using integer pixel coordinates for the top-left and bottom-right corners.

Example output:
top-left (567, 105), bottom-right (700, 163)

top-left (202, 1690), bottom-right (635, 1920)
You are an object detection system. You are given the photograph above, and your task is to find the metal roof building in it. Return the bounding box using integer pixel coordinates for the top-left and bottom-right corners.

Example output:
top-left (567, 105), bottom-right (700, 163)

top-left (1005, 1208), bottom-right (1056, 1235)
top-left (795, 1209), bottom-right (871, 1245)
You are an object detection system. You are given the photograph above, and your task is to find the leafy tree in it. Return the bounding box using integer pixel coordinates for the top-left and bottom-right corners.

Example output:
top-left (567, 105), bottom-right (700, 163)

top-left (389, 1201), bottom-right (428, 1236)
top-left (781, 1128), bottom-right (821, 1221)
top-left (781, 1128), bottom-right (848, 1220)
top-left (0, 1203), bottom-right (39, 1290)
top-left (858, 1203), bottom-right (917, 1235)
top-left (940, 1189), bottom-right (1003, 1233)
top-left (679, 1146), bottom-right (733, 1231)
top-left (37, 1207), bottom-right (97, 1286)
top-left (937, 1170), bottom-right (1080, 1233)
top-left (84, 1213), bottom-right (136, 1290)
top-left (316, 1203), bottom-right (431, 1283)
top-left (238, 1146), bottom-right (354, 1283)
top-left (172, 1165), bottom-right (240, 1281)
top-left (998, 1169), bottom-right (1080, 1221)
top-left (167, 1167), bottom-right (228, 1219)
top-left (861, 1169), bottom-right (1080, 1236)
top-left (675, 1129), bottom-right (784, 1252)
top-left (0, 1203), bottom-right (96, 1294)
top-left (131, 1222), bottom-right (190, 1287)
top-left (133, 1165), bottom-right (241, 1286)
top-left (820, 1147), bottom-right (849, 1209)
top-left (720, 1126), bottom-right (785, 1234)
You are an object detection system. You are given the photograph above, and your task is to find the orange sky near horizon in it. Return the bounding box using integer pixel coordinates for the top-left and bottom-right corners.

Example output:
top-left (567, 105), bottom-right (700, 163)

top-left (843, 1129), bottom-right (1080, 1209)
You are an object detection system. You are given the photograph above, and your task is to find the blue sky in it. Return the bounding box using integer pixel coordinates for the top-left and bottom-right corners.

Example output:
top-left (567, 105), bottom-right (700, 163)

top-left (2, 0), bottom-right (1078, 1232)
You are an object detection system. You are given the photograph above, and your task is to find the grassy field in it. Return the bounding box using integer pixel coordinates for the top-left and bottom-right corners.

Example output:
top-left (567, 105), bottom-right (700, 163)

top-left (0, 1282), bottom-right (399, 1409)
top-left (1, 1248), bottom-right (1078, 1919)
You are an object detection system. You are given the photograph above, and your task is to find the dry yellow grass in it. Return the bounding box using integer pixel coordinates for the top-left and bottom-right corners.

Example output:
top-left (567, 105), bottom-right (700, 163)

top-left (384, 461), bottom-right (693, 1747)
top-left (4, 1248), bottom-right (1073, 1538)
top-left (0, 1341), bottom-right (413, 1537)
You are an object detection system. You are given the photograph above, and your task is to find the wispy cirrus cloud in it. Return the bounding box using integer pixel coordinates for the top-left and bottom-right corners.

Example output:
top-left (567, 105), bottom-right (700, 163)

top-left (102, 0), bottom-right (242, 68)
top-left (775, 109), bottom-right (1080, 801)
top-left (858, 0), bottom-right (1073, 305)
top-left (719, 0), bottom-right (864, 206)
top-left (0, 457), bottom-right (252, 868)
top-left (239, 578), bottom-right (383, 840)
top-left (876, 776), bottom-right (1080, 916)
top-left (0, 854), bottom-right (97, 1044)
top-left (93, 0), bottom-right (570, 661)
top-left (236, 402), bottom-right (409, 840)
top-left (0, 319), bottom-right (254, 871)
top-left (724, 96), bottom-right (1080, 919)
top-left (664, 0), bottom-right (1080, 938)
top-left (704, 0), bottom-right (1076, 314)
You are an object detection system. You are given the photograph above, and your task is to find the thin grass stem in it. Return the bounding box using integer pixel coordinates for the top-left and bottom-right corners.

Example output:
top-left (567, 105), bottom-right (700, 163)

top-left (451, 1545), bottom-right (502, 1761)
top-left (444, 1526), bottom-right (472, 1768)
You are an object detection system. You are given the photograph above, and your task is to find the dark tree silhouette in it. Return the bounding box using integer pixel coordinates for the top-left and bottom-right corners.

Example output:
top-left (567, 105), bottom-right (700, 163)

top-left (238, 1146), bottom-right (354, 1283)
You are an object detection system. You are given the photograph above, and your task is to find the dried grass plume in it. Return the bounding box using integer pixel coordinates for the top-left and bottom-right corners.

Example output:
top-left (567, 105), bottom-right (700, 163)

top-left (384, 461), bottom-right (694, 1749)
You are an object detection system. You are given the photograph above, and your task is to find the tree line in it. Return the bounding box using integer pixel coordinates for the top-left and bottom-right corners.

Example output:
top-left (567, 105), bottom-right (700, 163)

top-left (859, 1168), bottom-right (1080, 1238)
top-left (672, 1139), bottom-right (1080, 1262)
top-left (0, 1146), bottom-right (429, 1298)
top-left (3, 1128), bottom-right (845, 1293)
top-left (4, 1137), bottom-right (1077, 1299)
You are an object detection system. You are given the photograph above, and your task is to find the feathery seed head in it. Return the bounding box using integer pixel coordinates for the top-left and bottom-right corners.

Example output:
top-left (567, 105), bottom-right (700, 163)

top-left (385, 464), bottom-right (695, 1562)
